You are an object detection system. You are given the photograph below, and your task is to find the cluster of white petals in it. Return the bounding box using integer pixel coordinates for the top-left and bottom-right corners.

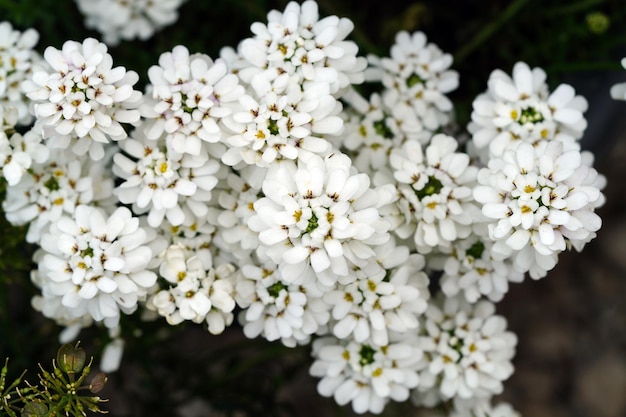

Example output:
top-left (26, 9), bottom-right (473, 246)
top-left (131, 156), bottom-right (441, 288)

top-left (23, 38), bottom-right (142, 160)
top-left (310, 335), bottom-right (422, 414)
top-left (474, 140), bottom-right (604, 278)
top-left (469, 61), bottom-right (587, 163)
top-left (366, 31), bottom-right (459, 132)
top-left (412, 297), bottom-right (517, 408)
top-left (147, 243), bottom-right (237, 334)
top-left (0, 128), bottom-right (48, 186)
top-left (324, 244), bottom-right (429, 347)
top-left (0, 21), bottom-right (41, 127)
top-left (235, 0), bottom-right (366, 95)
top-left (33, 205), bottom-right (157, 331)
top-left (113, 132), bottom-right (224, 228)
top-left (74, 0), bottom-right (186, 46)
top-left (141, 45), bottom-right (243, 158)
top-left (438, 237), bottom-right (524, 303)
top-left (248, 152), bottom-right (394, 288)
top-left (383, 134), bottom-right (479, 252)
top-left (3, 148), bottom-right (115, 243)
top-left (235, 259), bottom-right (329, 347)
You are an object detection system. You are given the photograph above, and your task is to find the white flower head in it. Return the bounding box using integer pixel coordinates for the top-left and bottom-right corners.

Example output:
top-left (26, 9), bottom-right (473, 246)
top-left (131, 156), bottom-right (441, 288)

top-left (324, 243), bottom-right (430, 347)
top-left (3, 148), bottom-right (115, 243)
top-left (0, 21), bottom-right (41, 127)
top-left (367, 30), bottom-right (459, 132)
top-left (34, 205), bottom-right (157, 330)
top-left (236, 259), bottom-right (329, 347)
top-left (74, 0), bottom-right (185, 46)
top-left (412, 296), bottom-right (517, 406)
top-left (474, 140), bottom-right (604, 279)
top-left (339, 89), bottom-right (431, 175)
top-left (387, 134), bottom-right (480, 252)
top-left (0, 128), bottom-right (49, 186)
top-left (147, 243), bottom-right (237, 334)
top-left (438, 237), bottom-right (524, 303)
top-left (221, 81), bottom-right (340, 167)
top-left (237, 0), bottom-right (367, 96)
top-left (310, 334), bottom-right (422, 414)
top-left (469, 61), bottom-right (588, 163)
top-left (113, 131), bottom-right (224, 228)
top-left (141, 45), bottom-right (244, 158)
top-left (248, 152), bottom-right (394, 288)
top-left (23, 38), bottom-right (142, 160)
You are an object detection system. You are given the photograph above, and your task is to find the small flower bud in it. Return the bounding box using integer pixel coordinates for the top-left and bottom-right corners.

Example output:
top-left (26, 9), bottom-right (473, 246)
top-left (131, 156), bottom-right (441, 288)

top-left (56, 343), bottom-right (86, 375)
top-left (89, 372), bottom-right (108, 393)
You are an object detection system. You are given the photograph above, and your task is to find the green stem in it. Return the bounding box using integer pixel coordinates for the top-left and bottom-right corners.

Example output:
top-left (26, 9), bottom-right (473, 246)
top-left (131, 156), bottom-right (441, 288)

top-left (454, 0), bottom-right (531, 65)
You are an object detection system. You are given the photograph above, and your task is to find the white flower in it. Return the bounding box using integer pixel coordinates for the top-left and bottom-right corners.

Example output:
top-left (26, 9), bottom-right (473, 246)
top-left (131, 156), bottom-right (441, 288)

top-left (210, 167), bottom-right (265, 263)
top-left (236, 259), bottom-right (329, 347)
top-left (221, 80), bottom-right (339, 167)
top-left (310, 335), bottom-right (422, 414)
top-left (236, 0), bottom-right (367, 96)
top-left (387, 134), bottom-right (480, 252)
top-left (113, 132), bottom-right (224, 228)
top-left (147, 243), bottom-right (237, 334)
top-left (339, 89), bottom-right (430, 175)
top-left (74, 0), bottom-right (185, 46)
top-left (412, 296), bottom-right (517, 407)
top-left (366, 30), bottom-right (459, 132)
top-left (3, 148), bottom-right (115, 243)
top-left (469, 61), bottom-right (587, 163)
top-left (141, 45), bottom-right (244, 158)
top-left (34, 205), bottom-right (157, 330)
top-left (0, 128), bottom-right (49, 185)
top-left (474, 140), bottom-right (604, 278)
top-left (248, 153), bottom-right (394, 288)
top-left (438, 238), bottom-right (524, 303)
top-left (611, 58), bottom-right (626, 100)
top-left (0, 21), bottom-right (41, 127)
top-left (324, 246), bottom-right (429, 347)
top-left (23, 38), bottom-right (142, 160)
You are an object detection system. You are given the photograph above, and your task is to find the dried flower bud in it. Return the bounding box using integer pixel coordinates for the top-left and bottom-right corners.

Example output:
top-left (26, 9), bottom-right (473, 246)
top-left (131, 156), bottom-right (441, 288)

top-left (89, 372), bottom-right (108, 393)
top-left (56, 344), bottom-right (86, 375)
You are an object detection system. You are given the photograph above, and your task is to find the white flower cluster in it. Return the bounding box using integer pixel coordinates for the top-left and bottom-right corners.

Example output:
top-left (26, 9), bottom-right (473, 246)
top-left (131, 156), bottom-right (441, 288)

top-left (74, 0), bottom-right (186, 46)
top-left (23, 38), bottom-right (142, 160)
top-left (0, 3), bottom-right (611, 416)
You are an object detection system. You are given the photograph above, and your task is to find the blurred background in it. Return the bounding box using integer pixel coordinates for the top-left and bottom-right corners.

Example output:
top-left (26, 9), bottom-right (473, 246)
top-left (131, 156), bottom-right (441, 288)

top-left (0, 0), bottom-right (625, 416)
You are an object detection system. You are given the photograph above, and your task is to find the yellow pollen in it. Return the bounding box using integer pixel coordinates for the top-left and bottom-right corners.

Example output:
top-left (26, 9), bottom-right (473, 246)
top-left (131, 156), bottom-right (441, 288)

top-left (367, 280), bottom-right (376, 292)
top-left (344, 293), bottom-right (354, 303)
top-left (326, 211), bottom-right (334, 223)
top-left (521, 205), bottom-right (532, 213)
top-left (541, 129), bottom-right (548, 138)
top-left (159, 162), bottom-right (168, 173)
top-left (523, 184), bottom-right (535, 193)
top-left (177, 271), bottom-right (186, 281)
top-left (469, 343), bottom-right (477, 352)
top-left (372, 368), bottom-right (383, 377)
top-left (256, 130), bottom-right (266, 139)
top-left (53, 198), bottom-right (64, 205)
top-left (77, 262), bottom-right (87, 269)
top-left (342, 350), bottom-right (350, 360)
top-left (511, 109), bottom-right (519, 120)
top-left (426, 201), bottom-right (437, 210)
top-left (294, 210), bottom-right (302, 222)
top-left (443, 355), bottom-right (453, 363)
